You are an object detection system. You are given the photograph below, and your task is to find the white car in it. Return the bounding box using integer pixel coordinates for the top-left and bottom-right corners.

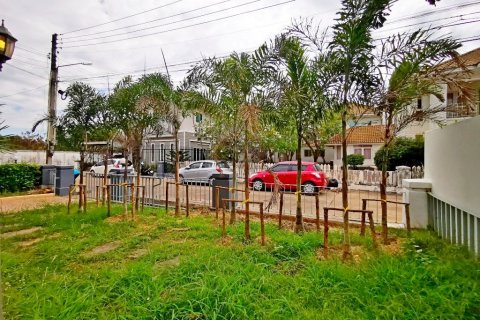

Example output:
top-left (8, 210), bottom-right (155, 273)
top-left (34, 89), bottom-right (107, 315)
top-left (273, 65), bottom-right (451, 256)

top-left (179, 160), bottom-right (232, 185)
top-left (89, 159), bottom-right (135, 175)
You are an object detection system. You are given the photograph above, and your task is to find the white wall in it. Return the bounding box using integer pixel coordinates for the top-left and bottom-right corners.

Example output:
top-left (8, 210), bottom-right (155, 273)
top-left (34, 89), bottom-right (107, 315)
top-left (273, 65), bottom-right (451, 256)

top-left (0, 150), bottom-right (81, 167)
top-left (425, 116), bottom-right (480, 216)
top-left (330, 144), bottom-right (381, 167)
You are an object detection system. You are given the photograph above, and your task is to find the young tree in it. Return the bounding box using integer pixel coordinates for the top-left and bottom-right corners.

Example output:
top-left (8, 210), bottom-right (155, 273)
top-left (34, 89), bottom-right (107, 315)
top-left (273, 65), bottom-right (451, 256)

top-left (58, 82), bottom-right (105, 208)
top-left (260, 35), bottom-right (327, 232)
top-left (302, 110), bottom-right (341, 163)
top-left (373, 30), bottom-right (470, 243)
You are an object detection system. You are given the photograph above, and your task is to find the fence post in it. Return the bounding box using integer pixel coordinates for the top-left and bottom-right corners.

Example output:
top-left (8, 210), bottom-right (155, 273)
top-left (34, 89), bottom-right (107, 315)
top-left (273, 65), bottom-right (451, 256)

top-left (107, 185), bottom-right (111, 217)
top-left (222, 199), bottom-right (226, 238)
top-left (367, 211), bottom-right (377, 247)
top-left (360, 199), bottom-right (367, 236)
top-left (279, 192), bottom-right (284, 229)
top-left (315, 193), bottom-right (320, 232)
top-left (185, 184), bottom-right (189, 218)
top-left (215, 187), bottom-right (220, 220)
top-left (323, 208), bottom-right (329, 258)
top-left (165, 182), bottom-right (169, 213)
top-left (96, 186), bottom-right (99, 207)
top-left (405, 203), bottom-right (411, 236)
top-left (260, 203), bottom-right (265, 246)
top-left (83, 185), bottom-right (87, 214)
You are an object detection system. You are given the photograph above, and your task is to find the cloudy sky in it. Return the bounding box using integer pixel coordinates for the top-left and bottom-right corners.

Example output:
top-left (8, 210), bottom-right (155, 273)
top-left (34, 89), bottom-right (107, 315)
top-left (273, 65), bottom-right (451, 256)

top-left (1, 0), bottom-right (479, 135)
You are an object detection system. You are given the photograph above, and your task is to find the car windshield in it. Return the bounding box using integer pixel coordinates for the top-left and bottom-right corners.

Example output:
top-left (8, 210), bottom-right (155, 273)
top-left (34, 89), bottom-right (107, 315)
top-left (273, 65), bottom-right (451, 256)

top-left (217, 161), bottom-right (230, 169)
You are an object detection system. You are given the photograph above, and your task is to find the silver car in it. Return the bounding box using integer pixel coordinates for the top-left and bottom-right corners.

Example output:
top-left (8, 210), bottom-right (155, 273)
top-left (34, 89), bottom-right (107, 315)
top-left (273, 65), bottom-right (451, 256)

top-left (179, 160), bottom-right (232, 185)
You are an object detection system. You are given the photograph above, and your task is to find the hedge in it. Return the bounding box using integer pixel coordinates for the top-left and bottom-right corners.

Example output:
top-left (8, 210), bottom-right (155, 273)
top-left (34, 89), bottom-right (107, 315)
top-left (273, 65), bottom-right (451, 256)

top-left (0, 163), bottom-right (41, 193)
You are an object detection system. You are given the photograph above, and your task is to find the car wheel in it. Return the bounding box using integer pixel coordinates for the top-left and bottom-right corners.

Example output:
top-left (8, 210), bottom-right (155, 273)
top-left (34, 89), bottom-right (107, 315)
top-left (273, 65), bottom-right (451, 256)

top-left (208, 176), bottom-right (215, 186)
top-left (252, 179), bottom-right (264, 191)
top-left (302, 182), bottom-right (317, 195)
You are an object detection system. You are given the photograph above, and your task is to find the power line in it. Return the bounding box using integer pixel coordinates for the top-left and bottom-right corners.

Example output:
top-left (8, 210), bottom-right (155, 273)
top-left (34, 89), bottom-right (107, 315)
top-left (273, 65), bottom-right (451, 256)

top-left (16, 46), bottom-right (47, 57)
top-left (388, 0), bottom-right (480, 23)
top-left (61, 0), bottom-right (185, 35)
top-left (6, 64), bottom-right (47, 79)
top-left (62, 0), bottom-right (240, 40)
top-left (62, 0), bottom-right (296, 48)
top-left (0, 85), bottom-right (48, 99)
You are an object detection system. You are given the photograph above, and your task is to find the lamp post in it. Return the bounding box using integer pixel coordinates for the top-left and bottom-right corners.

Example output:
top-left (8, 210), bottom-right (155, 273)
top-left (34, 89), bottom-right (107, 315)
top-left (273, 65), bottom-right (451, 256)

top-left (0, 19), bottom-right (17, 71)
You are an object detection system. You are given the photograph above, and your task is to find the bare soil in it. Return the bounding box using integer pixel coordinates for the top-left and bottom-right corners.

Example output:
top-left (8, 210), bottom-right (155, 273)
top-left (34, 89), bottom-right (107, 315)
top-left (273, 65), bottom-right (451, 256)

top-left (82, 240), bottom-right (122, 257)
top-left (0, 193), bottom-right (68, 214)
top-left (1, 227), bottom-right (43, 239)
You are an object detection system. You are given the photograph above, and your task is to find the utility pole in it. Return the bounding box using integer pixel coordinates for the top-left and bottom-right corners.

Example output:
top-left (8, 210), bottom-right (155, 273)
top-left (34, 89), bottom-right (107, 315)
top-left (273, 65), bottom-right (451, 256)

top-left (46, 33), bottom-right (58, 165)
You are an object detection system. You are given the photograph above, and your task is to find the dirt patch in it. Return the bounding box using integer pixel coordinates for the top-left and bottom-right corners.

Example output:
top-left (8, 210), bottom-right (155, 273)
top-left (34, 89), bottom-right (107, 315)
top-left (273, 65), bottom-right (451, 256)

top-left (382, 237), bottom-right (405, 255)
top-left (17, 232), bottom-right (62, 248)
top-left (317, 244), bottom-right (364, 263)
top-left (0, 194), bottom-right (68, 214)
top-left (82, 240), bottom-right (122, 257)
top-left (127, 248), bottom-right (149, 259)
top-left (167, 227), bottom-right (190, 233)
top-left (1, 227), bottom-right (42, 239)
top-left (154, 256), bottom-right (181, 269)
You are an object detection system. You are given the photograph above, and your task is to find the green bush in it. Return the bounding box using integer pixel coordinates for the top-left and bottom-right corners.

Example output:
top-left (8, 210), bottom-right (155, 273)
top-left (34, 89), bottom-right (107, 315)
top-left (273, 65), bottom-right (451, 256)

top-left (347, 154), bottom-right (364, 169)
top-left (374, 137), bottom-right (424, 171)
top-left (0, 163), bottom-right (41, 193)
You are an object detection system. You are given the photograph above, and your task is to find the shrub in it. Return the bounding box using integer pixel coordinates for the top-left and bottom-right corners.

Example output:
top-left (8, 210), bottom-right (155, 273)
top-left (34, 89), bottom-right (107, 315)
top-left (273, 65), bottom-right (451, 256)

top-left (374, 137), bottom-right (424, 171)
top-left (0, 163), bottom-right (41, 193)
top-left (347, 154), bottom-right (364, 169)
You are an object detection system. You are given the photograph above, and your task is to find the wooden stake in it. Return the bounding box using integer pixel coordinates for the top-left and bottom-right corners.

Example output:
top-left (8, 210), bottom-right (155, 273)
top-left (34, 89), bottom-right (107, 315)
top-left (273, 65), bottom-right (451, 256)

top-left (222, 200), bottom-right (226, 238)
top-left (278, 192), bottom-right (284, 229)
top-left (185, 184), bottom-right (189, 217)
top-left (215, 187), bottom-right (220, 220)
top-left (360, 199), bottom-right (367, 236)
top-left (107, 185), bottom-right (111, 217)
top-left (368, 211), bottom-right (377, 247)
top-left (260, 203), bottom-right (265, 246)
top-left (165, 182), bottom-right (169, 213)
top-left (83, 185), bottom-right (87, 213)
top-left (405, 203), bottom-right (411, 236)
top-left (323, 208), bottom-right (329, 259)
top-left (315, 193), bottom-right (320, 232)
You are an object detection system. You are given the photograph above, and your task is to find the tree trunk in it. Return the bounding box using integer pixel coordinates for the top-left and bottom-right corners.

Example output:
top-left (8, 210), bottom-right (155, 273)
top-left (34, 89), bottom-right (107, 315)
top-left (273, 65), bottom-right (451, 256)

top-left (132, 144), bottom-right (142, 218)
top-left (381, 116), bottom-right (392, 244)
top-left (102, 149), bottom-right (108, 206)
top-left (229, 150), bottom-right (237, 224)
top-left (295, 131), bottom-right (304, 233)
top-left (123, 150), bottom-right (129, 217)
top-left (79, 149), bottom-right (85, 210)
top-left (341, 110), bottom-right (351, 259)
top-left (244, 128), bottom-right (250, 241)
top-left (174, 130), bottom-right (180, 217)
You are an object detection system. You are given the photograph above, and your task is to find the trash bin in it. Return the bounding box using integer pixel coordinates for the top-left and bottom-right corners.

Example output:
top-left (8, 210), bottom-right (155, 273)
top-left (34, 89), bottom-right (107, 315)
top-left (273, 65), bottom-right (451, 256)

top-left (110, 173), bottom-right (134, 202)
top-left (211, 173), bottom-right (234, 210)
top-left (55, 165), bottom-right (74, 196)
top-left (40, 165), bottom-right (56, 188)
top-left (157, 162), bottom-right (165, 177)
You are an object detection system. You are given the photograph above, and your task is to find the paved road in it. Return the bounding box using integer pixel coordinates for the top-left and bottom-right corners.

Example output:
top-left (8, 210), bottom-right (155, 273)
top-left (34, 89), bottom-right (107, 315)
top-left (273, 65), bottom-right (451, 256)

top-left (85, 175), bottom-right (406, 225)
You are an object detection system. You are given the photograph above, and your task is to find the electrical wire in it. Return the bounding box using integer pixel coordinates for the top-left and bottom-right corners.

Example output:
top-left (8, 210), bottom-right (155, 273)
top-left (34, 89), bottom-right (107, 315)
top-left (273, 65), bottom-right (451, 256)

top-left (0, 85), bottom-right (48, 99)
top-left (60, 0), bottom-right (185, 35)
top-left (6, 64), bottom-right (47, 79)
top-left (61, 0), bottom-right (296, 48)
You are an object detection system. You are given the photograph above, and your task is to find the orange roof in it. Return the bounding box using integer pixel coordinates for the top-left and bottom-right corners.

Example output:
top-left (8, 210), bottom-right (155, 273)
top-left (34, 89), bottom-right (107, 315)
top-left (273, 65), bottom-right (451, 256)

top-left (437, 47), bottom-right (480, 70)
top-left (328, 125), bottom-right (385, 145)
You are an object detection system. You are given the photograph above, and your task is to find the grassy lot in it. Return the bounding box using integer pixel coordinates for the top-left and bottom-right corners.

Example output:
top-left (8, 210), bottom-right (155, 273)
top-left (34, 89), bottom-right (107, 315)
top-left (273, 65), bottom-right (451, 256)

top-left (1, 204), bottom-right (479, 319)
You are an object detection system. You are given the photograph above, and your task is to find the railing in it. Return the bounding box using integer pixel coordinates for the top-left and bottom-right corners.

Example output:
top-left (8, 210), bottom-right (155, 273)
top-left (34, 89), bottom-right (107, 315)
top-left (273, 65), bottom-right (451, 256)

top-left (83, 172), bottom-right (407, 226)
top-left (445, 103), bottom-right (478, 119)
top-left (428, 193), bottom-right (479, 256)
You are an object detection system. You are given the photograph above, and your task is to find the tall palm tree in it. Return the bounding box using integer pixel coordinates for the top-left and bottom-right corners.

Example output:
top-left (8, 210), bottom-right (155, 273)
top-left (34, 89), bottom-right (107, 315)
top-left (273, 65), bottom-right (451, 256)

top-left (260, 35), bottom-right (327, 232)
top-left (373, 30), bottom-right (470, 243)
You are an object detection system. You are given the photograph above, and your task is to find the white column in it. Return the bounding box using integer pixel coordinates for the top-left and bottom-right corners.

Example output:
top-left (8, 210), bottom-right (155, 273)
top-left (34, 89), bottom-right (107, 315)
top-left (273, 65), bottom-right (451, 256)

top-left (403, 179), bottom-right (432, 228)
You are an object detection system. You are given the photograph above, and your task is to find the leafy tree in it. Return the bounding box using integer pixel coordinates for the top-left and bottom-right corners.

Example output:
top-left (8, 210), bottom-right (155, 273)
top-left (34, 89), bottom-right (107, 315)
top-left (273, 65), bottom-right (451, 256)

top-left (372, 30), bottom-right (469, 242)
top-left (374, 137), bottom-right (424, 171)
top-left (346, 154), bottom-right (364, 169)
top-left (259, 35), bottom-right (328, 232)
top-left (302, 110), bottom-right (341, 163)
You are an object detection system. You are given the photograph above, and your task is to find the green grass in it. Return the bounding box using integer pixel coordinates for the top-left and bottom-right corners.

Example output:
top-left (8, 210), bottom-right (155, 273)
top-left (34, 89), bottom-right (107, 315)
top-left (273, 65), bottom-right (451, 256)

top-left (1, 204), bottom-right (479, 319)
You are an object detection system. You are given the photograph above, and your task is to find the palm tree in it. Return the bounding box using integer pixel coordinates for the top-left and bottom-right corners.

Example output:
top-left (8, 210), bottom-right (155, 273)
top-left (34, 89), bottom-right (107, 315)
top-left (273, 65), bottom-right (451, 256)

top-left (0, 108), bottom-right (11, 153)
top-left (373, 30), bottom-right (470, 243)
top-left (260, 35), bottom-right (327, 232)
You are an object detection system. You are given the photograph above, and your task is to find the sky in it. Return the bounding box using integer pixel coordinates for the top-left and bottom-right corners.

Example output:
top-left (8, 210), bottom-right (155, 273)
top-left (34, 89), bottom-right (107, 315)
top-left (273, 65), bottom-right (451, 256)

top-left (1, 0), bottom-right (479, 136)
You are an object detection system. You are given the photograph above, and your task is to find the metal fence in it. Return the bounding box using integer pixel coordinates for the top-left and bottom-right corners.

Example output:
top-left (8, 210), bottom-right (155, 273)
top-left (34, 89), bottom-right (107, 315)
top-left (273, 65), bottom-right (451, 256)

top-left (84, 173), bottom-right (407, 227)
top-left (428, 193), bottom-right (479, 256)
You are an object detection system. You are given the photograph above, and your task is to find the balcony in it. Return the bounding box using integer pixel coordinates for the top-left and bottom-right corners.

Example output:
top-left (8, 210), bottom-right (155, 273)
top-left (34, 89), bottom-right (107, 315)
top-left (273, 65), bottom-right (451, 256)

top-left (445, 103), bottom-right (478, 119)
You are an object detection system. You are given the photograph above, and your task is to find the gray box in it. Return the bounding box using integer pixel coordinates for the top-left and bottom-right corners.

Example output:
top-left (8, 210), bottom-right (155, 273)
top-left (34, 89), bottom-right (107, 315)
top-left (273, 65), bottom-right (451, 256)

top-left (40, 165), bottom-right (56, 188)
top-left (157, 162), bottom-right (165, 177)
top-left (55, 166), bottom-right (74, 196)
top-left (211, 173), bottom-right (234, 209)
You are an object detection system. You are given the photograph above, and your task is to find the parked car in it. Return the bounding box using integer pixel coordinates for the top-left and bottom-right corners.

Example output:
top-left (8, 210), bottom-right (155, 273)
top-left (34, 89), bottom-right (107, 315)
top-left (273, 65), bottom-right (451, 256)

top-left (179, 160), bottom-right (232, 185)
top-left (248, 161), bottom-right (327, 194)
top-left (89, 158), bottom-right (135, 175)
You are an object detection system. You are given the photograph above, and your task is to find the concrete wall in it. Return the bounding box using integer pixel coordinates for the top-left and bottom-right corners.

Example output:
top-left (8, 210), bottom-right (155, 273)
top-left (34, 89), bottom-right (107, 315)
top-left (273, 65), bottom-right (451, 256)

top-left (425, 116), bottom-right (480, 216)
top-left (0, 150), bottom-right (81, 167)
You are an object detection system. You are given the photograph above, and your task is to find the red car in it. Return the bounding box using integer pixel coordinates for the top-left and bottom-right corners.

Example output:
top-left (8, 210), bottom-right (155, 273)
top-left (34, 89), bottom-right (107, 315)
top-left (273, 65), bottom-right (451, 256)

top-left (248, 161), bottom-right (327, 194)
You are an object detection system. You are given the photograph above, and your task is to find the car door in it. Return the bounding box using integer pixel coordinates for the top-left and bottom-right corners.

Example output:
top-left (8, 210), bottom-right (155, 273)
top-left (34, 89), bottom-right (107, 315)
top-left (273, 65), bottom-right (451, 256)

top-left (184, 162), bottom-right (202, 180)
top-left (271, 164), bottom-right (291, 188)
top-left (199, 161), bottom-right (214, 182)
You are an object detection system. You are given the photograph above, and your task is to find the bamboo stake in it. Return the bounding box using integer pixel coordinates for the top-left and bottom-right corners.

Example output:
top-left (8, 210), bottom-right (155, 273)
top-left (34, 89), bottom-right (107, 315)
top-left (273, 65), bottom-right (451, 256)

top-left (360, 199), bottom-right (367, 236)
top-left (278, 192), bottom-right (284, 229)
top-left (315, 193), bottom-right (320, 232)
top-left (260, 203), bottom-right (265, 246)
top-left (185, 184), bottom-right (189, 217)
top-left (323, 208), bottom-right (329, 259)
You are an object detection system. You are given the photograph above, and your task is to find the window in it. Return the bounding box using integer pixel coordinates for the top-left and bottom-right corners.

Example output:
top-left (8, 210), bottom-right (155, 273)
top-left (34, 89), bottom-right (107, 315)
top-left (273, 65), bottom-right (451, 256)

top-left (363, 148), bottom-right (371, 160)
top-left (151, 143), bottom-right (155, 162)
top-left (272, 164), bottom-right (289, 172)
top-left (195, 113), bottom-right (203, 123)
top-left (417, 98), bottom-right (422, 109)
top-left (304, 149), bottom-right (312, 157)
top-left (170, 143), bottom-right (174, 150)
top-left (190, 162), bottom-right (201, 169)
top-left (217, 161), bottom-right (230, 169)
top-left (354, 148), bottom-right (362, 155)
top-left (336, 146), bottom-right (341, 160)
top-left (353, 145), bottom-right (372, 159)
top-left (202, 162), bottom-right (213, 168)
top-left (160, 144), bottom-right (164, 161)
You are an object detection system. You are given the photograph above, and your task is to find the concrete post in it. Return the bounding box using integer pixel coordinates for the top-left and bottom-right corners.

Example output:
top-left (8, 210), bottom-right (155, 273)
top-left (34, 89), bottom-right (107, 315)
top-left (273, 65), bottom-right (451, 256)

top-left (402, 179), bottom-right (432, 228)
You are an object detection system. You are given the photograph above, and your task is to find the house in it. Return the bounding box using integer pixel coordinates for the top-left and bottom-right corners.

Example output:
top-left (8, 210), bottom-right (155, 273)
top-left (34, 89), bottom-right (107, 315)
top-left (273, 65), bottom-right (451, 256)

top-left (142, 113), bottom-right (210, 165)
top-left (398, 47), bottom-right (480, 137)
top-left (326, 125), bottom-right (385, 167)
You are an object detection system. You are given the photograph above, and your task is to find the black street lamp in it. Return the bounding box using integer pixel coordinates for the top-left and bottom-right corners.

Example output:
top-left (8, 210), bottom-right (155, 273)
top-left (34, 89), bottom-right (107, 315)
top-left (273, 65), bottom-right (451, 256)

top-left (0, 19), bottom-right (17, 71)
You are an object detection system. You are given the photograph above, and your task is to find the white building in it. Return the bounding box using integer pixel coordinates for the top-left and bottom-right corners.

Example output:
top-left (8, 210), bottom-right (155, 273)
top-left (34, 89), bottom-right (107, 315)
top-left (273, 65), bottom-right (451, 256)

top-left (398, 47), bottom-right (480, 137)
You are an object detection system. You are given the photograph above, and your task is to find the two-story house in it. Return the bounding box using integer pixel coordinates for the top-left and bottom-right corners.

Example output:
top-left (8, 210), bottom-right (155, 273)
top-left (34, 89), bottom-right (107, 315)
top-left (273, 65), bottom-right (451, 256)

top-left (398, 47), bottom-right (480, 138)
top-left (142, 113), bottom-right (210, 165)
